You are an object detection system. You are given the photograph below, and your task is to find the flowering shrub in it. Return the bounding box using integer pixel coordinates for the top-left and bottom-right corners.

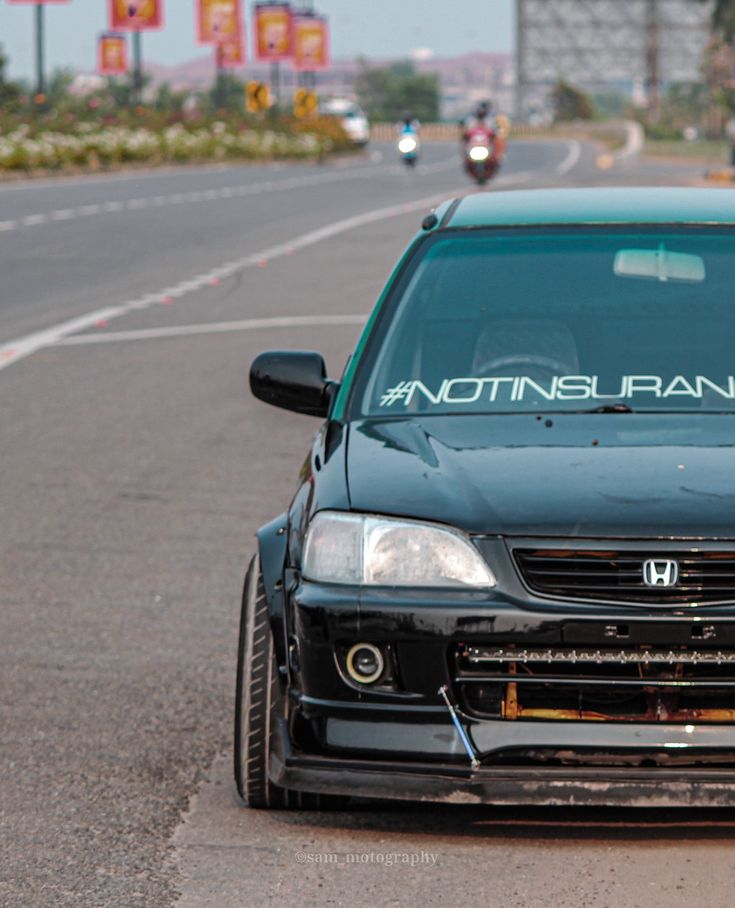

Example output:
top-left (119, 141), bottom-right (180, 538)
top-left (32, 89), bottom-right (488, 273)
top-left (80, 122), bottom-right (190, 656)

top-left (0, 116), bottom-right (342, 173)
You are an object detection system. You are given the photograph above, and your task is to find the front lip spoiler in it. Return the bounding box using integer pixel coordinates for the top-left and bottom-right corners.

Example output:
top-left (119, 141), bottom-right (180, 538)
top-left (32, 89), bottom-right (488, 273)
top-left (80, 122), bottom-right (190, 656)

top-left (270, 722), bottom-right (735, 808)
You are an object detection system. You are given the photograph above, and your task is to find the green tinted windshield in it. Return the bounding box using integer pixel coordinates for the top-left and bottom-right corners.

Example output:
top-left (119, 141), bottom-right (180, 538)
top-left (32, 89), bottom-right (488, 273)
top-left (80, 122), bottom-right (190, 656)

top-left (351, 227), bottom-right (735, 417)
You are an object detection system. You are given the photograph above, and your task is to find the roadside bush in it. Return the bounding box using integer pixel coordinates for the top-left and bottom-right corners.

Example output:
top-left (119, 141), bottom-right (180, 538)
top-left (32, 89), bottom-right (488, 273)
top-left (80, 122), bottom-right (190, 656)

top-left (0, 112), bottom-right (347, 173)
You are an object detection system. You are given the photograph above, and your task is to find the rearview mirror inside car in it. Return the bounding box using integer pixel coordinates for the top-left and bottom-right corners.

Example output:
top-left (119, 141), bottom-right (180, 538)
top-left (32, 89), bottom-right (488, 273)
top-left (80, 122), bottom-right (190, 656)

top-left (614, 246), bottom-right (705, 283)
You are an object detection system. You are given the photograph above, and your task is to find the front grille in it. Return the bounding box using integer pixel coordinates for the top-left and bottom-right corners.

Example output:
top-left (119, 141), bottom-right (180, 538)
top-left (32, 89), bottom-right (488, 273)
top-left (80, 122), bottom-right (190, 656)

top-left (514, 548), bottom-right (735, 605)
top-left (454, 644), bottom-right (735, 723)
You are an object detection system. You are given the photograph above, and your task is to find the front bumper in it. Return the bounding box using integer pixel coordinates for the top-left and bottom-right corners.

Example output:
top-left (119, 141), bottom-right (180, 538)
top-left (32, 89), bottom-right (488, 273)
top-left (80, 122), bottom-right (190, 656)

top-left (271, 719), bottom-right (735, 807)
top-left (284, 579), bottom-right (735, 803)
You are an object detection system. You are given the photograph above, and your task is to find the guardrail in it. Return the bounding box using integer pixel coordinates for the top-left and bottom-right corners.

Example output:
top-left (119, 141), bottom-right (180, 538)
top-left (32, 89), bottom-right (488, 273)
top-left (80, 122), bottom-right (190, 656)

top-left (369, 120), bottom-right (638, 150)
top-left (369, 122), bottom-right (562, 142)
top-left (370, 123), bottom-right (461, 142)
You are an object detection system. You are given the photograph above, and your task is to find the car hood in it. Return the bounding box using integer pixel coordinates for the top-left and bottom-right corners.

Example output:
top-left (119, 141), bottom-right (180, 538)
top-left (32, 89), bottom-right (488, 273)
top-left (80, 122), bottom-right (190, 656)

top-left (345, 415), bottom-right (735, 538)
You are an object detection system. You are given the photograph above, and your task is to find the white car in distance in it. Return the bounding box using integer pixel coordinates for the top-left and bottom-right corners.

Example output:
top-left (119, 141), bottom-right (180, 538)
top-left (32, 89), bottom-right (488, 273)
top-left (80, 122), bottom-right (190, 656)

top-left (319, 98), bottom-right (370, 147)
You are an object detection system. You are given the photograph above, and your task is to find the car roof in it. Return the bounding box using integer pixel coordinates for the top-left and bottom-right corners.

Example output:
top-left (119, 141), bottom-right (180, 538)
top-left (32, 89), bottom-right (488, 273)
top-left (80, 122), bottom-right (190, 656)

top-left (445, 188), bottom-right (735, 229)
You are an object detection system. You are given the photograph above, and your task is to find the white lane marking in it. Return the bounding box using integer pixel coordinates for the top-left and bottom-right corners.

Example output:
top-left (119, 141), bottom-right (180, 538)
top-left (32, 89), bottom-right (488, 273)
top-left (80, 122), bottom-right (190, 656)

top-left (0, 162), bottom-right (236, 194)
top-left (556, 140), bottom-right (582, 176)
top-left (56, 314), bottom-right (367, 346)
top-left (0, 186), bottom-right (469, 372)
top-left (615, 120), bottom-right (645, 162)
top-left (0, 167), bottom-right (537, 372)
top-left (0, 156), bottom-right (459, 235)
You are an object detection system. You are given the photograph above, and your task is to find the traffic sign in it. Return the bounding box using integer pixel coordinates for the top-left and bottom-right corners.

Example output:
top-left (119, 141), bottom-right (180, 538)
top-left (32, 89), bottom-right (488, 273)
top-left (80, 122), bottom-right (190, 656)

top-left (293, 88), bottom-right (317, 119)
top-left (246, 81), bottom-right (270, 113)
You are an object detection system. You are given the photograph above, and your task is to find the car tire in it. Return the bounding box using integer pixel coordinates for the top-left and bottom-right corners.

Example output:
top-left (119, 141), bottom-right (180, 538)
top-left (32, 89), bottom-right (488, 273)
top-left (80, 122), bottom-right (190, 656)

top-left (234, 555), bottom-right (348, 810)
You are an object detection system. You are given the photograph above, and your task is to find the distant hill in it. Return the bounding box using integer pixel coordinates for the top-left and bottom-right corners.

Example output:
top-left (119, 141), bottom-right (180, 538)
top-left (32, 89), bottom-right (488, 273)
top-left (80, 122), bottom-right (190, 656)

top-left (147, 50), bottom-right (513, 90)
top-left (145, 51), bottom-right (515, 118)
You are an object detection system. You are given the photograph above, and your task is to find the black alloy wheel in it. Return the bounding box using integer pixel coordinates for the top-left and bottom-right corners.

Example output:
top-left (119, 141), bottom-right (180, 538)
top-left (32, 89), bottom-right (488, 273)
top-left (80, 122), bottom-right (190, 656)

top-left (234, 555), bottom-right (347, 810)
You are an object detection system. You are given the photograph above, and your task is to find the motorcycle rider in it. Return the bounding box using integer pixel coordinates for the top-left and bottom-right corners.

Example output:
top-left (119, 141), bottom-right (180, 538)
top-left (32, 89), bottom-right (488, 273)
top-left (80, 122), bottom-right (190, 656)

top-left (397, 111), bottom-right (421, 165)
top-left (461, 100), bottom-right (496, 141)
top-left (398, 110), bottom-right (421, 137)
top-left (461, 99), bottom-right (506, 167)
top-left (460, 99), bottom-right (505, 185)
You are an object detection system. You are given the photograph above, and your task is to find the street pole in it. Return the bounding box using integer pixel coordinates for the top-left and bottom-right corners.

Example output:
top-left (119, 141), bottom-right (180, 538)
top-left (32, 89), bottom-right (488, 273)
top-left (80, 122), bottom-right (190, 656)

top-left (514, 0), bottom-right (524, 121)
top-left (34, 1), bottom-right (46, 102)
top-left (132, 29), bottom-right (143, 106)
top-left (215, 45), bottom-right (226, 109)
top-left (645, 0), bottom-right (660, 124)
top-left (271, 60), bottom-right (281, 108)
top-left (297, 1), bottom-right (315, 91)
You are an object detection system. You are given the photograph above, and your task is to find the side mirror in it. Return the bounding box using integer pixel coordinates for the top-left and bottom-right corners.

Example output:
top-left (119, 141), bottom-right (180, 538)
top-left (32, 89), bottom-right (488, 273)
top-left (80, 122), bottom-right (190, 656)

top-left (250, 350), bottom-right (337, 418)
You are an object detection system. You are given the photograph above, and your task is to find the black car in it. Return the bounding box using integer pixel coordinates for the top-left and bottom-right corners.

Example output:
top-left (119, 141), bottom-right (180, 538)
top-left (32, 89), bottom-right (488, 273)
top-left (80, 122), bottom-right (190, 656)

top-left (235, 188), bottom-right (735, 809)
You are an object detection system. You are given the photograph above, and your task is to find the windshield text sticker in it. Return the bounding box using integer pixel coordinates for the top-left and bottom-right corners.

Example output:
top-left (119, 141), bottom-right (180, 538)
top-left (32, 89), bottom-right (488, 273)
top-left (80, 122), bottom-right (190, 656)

top-left (378, 375), bottom-right (735, 407)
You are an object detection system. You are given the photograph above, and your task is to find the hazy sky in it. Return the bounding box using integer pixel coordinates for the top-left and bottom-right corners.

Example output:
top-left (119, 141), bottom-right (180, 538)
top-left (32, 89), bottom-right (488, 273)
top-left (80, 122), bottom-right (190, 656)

top-left (0, 0), bottom-right (514, 80)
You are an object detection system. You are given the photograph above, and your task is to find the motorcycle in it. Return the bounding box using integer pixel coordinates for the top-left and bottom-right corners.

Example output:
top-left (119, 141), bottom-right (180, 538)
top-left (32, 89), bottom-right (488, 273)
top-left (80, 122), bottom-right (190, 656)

top-left (464, 125), bottom-right (501, 185)
top-left (397, 127), bottom-right (420, 167)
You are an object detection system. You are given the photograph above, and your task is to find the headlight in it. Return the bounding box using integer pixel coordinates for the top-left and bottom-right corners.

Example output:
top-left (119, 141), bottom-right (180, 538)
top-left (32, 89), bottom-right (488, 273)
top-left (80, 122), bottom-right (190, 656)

top-left (469, 145), bottom-right (490, 162)
top-left (302, 511), bottom-right (496, 588)
top-left (398, 136), bottom-right (418, 154)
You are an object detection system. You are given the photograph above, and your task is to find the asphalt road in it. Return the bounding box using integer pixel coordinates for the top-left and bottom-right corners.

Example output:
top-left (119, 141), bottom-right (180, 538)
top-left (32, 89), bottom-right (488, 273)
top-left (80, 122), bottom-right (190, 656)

top-left (2, 140), bottom-right (732, 908)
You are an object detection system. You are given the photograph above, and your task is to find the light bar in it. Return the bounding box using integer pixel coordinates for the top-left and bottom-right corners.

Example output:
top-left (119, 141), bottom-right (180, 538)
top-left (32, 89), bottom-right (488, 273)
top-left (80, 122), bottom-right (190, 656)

top-left (464, 646), bottom-right (735, 666)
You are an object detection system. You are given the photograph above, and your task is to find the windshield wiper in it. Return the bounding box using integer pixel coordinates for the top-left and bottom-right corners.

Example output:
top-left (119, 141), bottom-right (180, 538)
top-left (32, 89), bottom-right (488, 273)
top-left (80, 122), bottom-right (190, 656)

top-left (576, 403), bottom-right (635, 414)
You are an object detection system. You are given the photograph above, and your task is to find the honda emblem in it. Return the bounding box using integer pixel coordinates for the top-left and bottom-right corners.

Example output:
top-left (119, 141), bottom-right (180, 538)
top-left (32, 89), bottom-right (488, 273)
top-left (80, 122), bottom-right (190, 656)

top-left (642, 559), bottom-right (679, 588)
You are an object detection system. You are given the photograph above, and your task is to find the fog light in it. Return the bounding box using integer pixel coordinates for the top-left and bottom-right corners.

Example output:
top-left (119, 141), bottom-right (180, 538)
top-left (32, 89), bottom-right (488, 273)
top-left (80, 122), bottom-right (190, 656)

top-left (345, 643), bottom-right (385, 684)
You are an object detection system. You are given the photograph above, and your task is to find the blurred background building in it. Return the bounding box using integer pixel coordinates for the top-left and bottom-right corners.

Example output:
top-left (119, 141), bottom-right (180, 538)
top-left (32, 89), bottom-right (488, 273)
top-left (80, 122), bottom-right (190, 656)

top-left (516, 0), bottom-right (714, 120)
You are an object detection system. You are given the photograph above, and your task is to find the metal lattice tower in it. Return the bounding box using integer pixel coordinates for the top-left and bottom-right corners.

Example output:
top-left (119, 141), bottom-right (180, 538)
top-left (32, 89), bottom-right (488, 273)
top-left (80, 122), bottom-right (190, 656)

top-left (516, 0), bottom-right (713, 116)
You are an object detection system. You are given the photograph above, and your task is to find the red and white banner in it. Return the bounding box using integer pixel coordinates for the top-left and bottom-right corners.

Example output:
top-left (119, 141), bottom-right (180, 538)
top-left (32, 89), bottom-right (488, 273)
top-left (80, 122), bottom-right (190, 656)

top-left (98, 34), bottom-right (128, 75)
top-left (108, 0), bottom-right (163, 31)
top-left (253, 3), bottom-right (293, 62)
top-left (196, 0), bottom-right (242, 46)
top-left (293, 14), bottom-right (329, 71)
top-left (217, 28), bottom-right (246, 68)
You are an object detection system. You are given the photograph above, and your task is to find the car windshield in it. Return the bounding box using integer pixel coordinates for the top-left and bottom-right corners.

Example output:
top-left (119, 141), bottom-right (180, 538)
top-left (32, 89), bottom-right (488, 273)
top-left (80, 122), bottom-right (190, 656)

top-left (353, 226), bottom-right (735, 417)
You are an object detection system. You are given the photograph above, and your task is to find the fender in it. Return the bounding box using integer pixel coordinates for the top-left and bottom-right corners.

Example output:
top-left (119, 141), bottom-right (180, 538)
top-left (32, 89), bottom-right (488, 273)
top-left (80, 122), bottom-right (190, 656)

top-left (256, 512), bottom-right (289, 665)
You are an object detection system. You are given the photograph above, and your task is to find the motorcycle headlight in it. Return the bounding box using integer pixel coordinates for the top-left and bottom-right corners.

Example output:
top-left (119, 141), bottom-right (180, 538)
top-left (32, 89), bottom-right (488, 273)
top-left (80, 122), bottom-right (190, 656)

top-left (469, 145), bottom-right (490, 162)
top-left (398, 136), bottom-right (417, 154)
top-left (302, 511), bottom-right (496, 588)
